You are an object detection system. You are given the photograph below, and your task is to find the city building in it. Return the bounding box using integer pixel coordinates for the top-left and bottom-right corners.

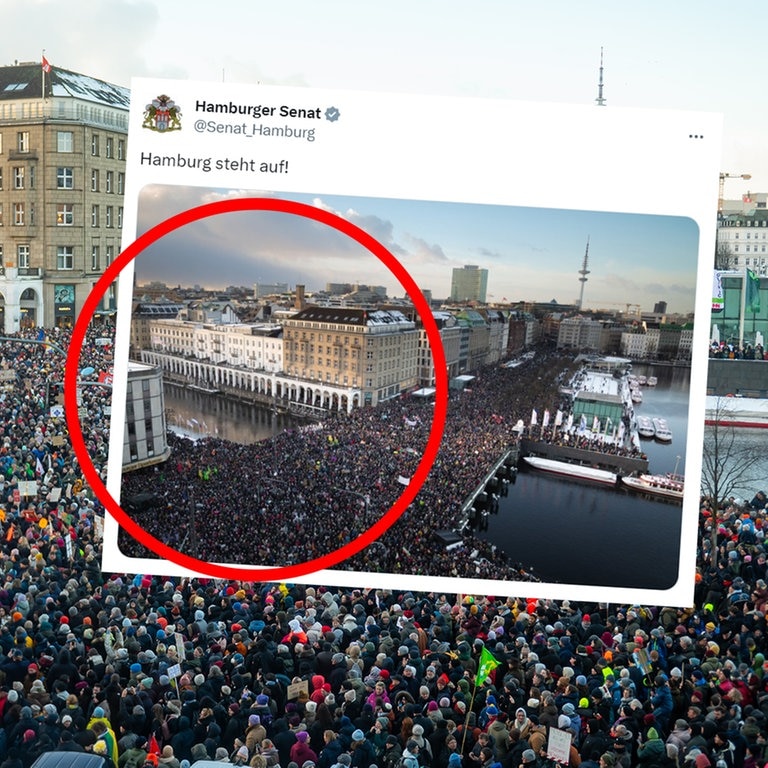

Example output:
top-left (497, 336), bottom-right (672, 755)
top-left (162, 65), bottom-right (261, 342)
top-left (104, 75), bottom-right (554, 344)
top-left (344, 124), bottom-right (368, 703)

top-left (130, 298), bottom-right (185, 357)
top-left (0, 60), bottom-right (129, 332)
top-left (145, 318), bottom-right (283, 374)
top-left (123, 361), bottom-right (170, 470)
top-left (283, 306), bottom-right (418, 407)
top-left (557, 316), bottom-right (604, 351)
top-left (716, 209), bottom-right (768, 274)
top-left (417, 311), bottom-right (462, 386)
top-left (450, 264), bottom-right (488, 303)
top-left (254, 281), bottom-right (289, 298)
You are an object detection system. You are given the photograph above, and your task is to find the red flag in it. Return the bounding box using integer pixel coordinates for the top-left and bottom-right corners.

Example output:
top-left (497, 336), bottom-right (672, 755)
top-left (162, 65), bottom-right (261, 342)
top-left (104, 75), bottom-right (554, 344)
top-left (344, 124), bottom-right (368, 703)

top-left (147, 734), bottom-right (161, 755)
top-left (42, 56), bottom-right (51, 73)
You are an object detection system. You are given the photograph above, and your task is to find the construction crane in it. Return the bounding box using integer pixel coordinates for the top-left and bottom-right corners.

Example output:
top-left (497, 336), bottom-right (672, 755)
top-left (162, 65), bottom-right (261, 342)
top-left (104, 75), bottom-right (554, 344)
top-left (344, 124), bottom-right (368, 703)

top-left (719, 172), bottom-right (752, 213)
top-left (590, 302), bottom-right (641, 316)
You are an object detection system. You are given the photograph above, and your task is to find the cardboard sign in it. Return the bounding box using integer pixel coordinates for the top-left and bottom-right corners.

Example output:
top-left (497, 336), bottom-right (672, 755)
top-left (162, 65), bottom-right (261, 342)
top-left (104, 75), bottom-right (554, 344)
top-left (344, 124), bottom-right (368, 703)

top-left (287, 679), bottom-right (309, 700)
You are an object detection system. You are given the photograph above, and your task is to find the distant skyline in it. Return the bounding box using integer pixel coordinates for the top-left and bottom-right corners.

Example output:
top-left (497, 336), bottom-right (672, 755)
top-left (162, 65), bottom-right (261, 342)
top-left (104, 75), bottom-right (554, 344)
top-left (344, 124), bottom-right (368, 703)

top-left (135, 185), bottom-right (699, 313)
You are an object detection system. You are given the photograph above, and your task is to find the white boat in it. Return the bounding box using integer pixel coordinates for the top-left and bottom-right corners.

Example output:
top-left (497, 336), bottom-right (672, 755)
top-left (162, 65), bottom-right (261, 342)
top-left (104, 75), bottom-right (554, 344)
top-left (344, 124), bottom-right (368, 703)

top-left (631, 388), bottom-right (643, 404)
top-left (622, 473), bottom-right (684, 501)
top-left (523, 456), bottom-right (617, 486)
top-left (646, 376), bottom-right (658, 386)
top-left (637, 416), bottom-right (655, 438)
top-left (705, 395), bottom-right (768, 429)
top-left (652, 417), bottom-right (672, 442)
top-left (637, 375), bottom-right (647, 385)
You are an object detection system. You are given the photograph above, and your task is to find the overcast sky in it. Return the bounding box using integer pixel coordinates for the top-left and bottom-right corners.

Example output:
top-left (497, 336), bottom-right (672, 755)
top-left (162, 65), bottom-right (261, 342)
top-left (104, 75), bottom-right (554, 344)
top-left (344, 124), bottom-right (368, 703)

top-left (135, 185), bottom-right (699, 312)
top-left (5, 1), bottom-right (768, 195)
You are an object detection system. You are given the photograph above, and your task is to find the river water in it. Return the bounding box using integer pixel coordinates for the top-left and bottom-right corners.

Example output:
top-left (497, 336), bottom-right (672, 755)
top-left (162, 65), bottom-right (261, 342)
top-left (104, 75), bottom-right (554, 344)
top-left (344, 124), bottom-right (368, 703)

top-left (474, 363), bottom-right (690, 590)
top-left (162, 383), bottom-right (307, 443)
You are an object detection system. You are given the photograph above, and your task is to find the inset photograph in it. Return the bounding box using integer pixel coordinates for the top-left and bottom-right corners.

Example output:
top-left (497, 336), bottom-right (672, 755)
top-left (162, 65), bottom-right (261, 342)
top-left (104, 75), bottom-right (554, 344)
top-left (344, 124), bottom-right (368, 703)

top-left (116, 185), bottom-right (700, 591)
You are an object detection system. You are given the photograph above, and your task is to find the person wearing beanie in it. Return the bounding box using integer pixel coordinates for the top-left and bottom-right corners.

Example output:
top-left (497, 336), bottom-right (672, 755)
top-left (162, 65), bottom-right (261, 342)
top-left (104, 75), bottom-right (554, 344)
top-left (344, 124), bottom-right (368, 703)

top-left (637, 727), bottom-right (665, 766)
top-left (349, 728), bottom-right (376, 768)
top-left (378, 735), bottom-right (402, 768)
top-left (291, 732), bottom-right (319, 768)
top-left (401, 741), bottom-right (420, 768)
top-left (94, 738), bottom-right (118, 768)
top-left (246, 716), bottom-right (267, 755)
top-left (119, 738), bottom-right (148, 768)
top-left (158, 746), bottom-right (180, 768)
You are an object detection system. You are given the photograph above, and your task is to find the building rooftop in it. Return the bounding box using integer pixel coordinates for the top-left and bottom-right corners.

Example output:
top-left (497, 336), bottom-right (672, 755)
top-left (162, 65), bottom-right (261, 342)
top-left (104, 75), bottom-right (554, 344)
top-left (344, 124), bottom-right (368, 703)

top-left (0, 61), bottom-right (129, 109)
top-left (291, 306), bottom-right (412, 327)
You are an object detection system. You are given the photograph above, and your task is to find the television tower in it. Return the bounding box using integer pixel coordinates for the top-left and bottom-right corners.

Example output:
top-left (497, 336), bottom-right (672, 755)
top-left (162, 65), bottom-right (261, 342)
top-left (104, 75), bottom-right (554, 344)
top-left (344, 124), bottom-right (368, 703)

top-left (578, 237), bottom-right (590, 310)
top-left (595, 47), bottom-right (606, 106)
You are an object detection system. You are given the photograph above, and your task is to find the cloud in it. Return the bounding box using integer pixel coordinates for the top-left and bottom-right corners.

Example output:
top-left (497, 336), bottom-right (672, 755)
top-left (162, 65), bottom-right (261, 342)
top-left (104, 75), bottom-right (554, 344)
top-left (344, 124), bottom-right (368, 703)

top-left (136, 186), bottom-right (384, 290)
top-left (4, 0), bottom-right (159, 86)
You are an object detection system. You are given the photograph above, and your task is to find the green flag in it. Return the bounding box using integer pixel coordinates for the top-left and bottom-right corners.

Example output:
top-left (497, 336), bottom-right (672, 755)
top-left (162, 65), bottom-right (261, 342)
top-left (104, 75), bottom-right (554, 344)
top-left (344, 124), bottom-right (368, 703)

top-left (475, 645), bottom-right (500, 686)
top-left (747, 269), bottom-right (761, 313)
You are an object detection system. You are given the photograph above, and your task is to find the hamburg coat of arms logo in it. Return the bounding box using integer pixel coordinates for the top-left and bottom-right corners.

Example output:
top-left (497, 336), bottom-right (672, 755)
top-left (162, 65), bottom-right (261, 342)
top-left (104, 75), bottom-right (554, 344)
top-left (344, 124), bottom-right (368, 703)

top-left (143, 94), bottom-right (182, 132)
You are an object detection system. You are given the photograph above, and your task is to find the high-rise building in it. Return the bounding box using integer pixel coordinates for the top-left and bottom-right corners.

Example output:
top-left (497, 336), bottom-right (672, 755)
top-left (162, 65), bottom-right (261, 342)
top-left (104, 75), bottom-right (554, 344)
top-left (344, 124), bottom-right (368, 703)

top-left (450, 264), bottom-right (488, 303)
top-left (0, 60), bottom-right (129, 332)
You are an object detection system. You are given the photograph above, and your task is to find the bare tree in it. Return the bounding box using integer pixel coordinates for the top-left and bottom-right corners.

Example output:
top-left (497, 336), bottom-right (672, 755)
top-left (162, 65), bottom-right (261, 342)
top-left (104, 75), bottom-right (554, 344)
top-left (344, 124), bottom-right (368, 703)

top-left (700, 395), bottom-right (762, 566)
top-left (714, 241), bottom-right (734, 271)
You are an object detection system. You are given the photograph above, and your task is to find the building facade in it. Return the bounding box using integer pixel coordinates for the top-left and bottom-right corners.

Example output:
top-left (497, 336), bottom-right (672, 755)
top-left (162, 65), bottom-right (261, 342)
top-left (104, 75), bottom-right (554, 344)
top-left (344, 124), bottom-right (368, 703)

top-left (123, 362), bottom-right (170, 470)
top-left (450, 264), bottom-right (488, 303)
top-left (282, 306), bottom-right (418, 407)
top-left (0, 62), bottom-right (129, 332)
top-left (717, 210), bottom-right (768, 274)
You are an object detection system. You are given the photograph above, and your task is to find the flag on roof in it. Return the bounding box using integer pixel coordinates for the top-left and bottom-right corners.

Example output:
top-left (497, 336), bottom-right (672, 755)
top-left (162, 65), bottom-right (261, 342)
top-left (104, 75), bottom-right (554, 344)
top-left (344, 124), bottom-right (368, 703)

top-left (42, 56), bottom-right (52, 73)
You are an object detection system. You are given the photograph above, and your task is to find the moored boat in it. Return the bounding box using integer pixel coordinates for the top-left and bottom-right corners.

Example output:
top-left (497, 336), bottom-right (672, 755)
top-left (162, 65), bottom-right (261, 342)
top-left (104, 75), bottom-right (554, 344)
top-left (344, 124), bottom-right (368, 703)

top-left (646, 376), bottom-right (658, 386)
top-left (622, 473), bottom-right (684, 501)
top-left (522, 456), bottom-right (617, 486)
top-left (652, 417), bottom-right (672, 442)
top-left (637, 415), bottom-right (655, 438)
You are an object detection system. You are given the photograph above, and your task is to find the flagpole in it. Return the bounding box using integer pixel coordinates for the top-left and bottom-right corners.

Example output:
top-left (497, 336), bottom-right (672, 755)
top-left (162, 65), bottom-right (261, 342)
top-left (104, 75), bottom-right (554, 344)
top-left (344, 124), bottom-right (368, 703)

top-left (460, 680), bottom-right (479, 755)
top-left (739, 264), bottom-right (747, 349)
top-left (41, 49), bottom-right (45, 100)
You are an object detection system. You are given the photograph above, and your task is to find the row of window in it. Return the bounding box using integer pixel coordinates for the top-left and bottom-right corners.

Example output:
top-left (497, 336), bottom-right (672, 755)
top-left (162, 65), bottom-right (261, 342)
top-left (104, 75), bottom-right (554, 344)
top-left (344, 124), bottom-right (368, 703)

top-left (5, 130), bottom-right (125, 159)
top-left (732, 245), bottom-right (767, 253)
top-left (0, 202), bottom-right (123, 227)
top-left (0, 243), bottom-right (115, 271)
top-left (1, 166), bottom-right (125, 194)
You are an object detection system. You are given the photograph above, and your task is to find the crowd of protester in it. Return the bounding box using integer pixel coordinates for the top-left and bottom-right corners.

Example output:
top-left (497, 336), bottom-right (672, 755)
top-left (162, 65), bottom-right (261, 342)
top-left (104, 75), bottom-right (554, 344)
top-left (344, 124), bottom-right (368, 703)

top-left (120, 352), bottom-right (583, 580)
top-left (4, 328), bottom-right (768, 768)
top-left (709, 343), bottom-right (766, 361)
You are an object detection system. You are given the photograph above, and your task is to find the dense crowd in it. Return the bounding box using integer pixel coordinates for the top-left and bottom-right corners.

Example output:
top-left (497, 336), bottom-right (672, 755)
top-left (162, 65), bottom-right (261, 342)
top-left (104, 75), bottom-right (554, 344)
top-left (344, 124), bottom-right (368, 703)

top-left (4, 328), bottom-right (768, 768)
top-left (709, 344), bottom-right (766, 361)
top-left (120, 352), bottom-right (582, 580)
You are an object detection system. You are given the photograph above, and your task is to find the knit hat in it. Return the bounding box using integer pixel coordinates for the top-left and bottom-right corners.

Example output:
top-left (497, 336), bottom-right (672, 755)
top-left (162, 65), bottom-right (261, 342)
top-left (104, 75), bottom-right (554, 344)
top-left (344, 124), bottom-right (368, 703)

top-left (522, 750), bottom-right (536, 764)
top-left (352, 729), bottom-right (365, 742)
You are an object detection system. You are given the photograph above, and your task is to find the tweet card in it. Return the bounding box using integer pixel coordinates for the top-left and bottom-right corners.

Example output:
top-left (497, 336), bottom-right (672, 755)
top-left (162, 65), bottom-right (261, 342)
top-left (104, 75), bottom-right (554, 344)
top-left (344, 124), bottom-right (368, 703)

top-left (94, 78), bottom-right (721, 606)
